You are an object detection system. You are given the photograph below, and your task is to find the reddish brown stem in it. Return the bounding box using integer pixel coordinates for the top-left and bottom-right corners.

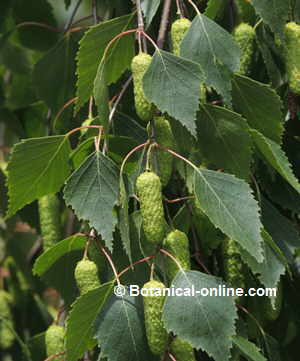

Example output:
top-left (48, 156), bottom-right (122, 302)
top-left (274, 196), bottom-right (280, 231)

top-left (66, 125), bottom-right (102, 137)
top-left (165, 196), bottom-right (194, 203)
top-left (53, 97), bottom-right (78, 127)
top-left (117, 255), bottom-right (156, 279)
top-left (120, 141), bottom-right (150, 174)
top-left (168, 352), bottom-right (177, 361)
top-left (160, 249), bottom-right (183, 272)
top-left (44, 352), bottom-right (66, 361)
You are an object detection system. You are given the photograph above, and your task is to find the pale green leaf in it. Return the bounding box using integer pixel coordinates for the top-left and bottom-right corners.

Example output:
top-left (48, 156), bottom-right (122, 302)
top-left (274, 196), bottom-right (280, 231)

top-left (75, 14), bottom-right (135, 112)
top-left (251, 129), bottom-right (300, 193)
top-left (232, 75), bottom-right (284, 143)
top-left (33, 234), bottom-right (87, 276)
top-left (181, 13), bottom-right (240, 104)
top-left (233, 336), bottom-right (267, 361)
top-left (94, 294), bottom-right (155, 361)
top-left (193, 168), bottom-right (263, 261)
top-left (251, 0), bottom-right (289, 38)
top-left (6, 135), bottom-right (71, 217)
top-left (143, 49), bottom-right (204, 136)
top-left (197, 104), bottom-right (252, 179)
top-left (63, 151), bottom-right (119, 250)
top-left (66, 282), bottom-right (114, 361)
top-left (162, 270), bottom-right (237, 361)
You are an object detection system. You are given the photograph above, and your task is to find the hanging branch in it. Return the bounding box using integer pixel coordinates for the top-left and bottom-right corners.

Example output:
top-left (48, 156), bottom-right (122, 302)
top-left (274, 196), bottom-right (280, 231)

top-left (157, 0), bottom-right (172, 49)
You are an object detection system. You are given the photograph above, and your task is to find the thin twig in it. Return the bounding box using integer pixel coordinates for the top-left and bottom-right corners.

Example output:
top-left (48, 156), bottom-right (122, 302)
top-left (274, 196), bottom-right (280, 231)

top-left (165, 196), bottom-right (194, 203)
top-left (64, 0), bottom-right (83, 30)
top-left (168, 352), bottom-right (177, 361)
top-left (136, 0), bottom-right (147, 52)
top-left (53, 97), bottom-right (78, 127)
top-left (92, 0), bottom-right (99, 24)
top-left (117, 255), bottom-right (156, 279)
top-left (160, 249), bottom-right (184, 272)
top-left (109, 76), bottom-right (133, 122)
top-left (44, 352), bottom-right (66, 361)
top-left (157, 0), bottom-right (172, 49)
top-left (120, 141), bottom-right (150, 174)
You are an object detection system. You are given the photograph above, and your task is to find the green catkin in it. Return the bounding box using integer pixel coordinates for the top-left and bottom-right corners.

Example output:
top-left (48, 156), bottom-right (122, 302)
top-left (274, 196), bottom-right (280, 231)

top-left (284, 22), bottom-right (300, 95)
top-left (222, 238), bottom-right (245, 290)
top-left (38, 194), bottom-right (62, 251)
top-left (143, 280), bottom-right (168, 355)
top-left (149, 116), bottom-right (175, 187)
top-left (0, 290), bottom-right (15, 349)
top-left (263, 280), bottom-right (283, 321)
top-left (233, 23), bottom-right (255, 76)
top-left (45, 324), bottom-right (65, 360)
top-left (171, 18), bottom-right (192, 56)
top-left (170, 337), bottom-right (196, 361)
top-left (163, 230), bottom-right (191, 280)
top-left (74, 258), bottom-right (101, 294)
top-left (131, 53), bottom-right (154, 122)
top-left (136, 172), bottom-right (165, 246)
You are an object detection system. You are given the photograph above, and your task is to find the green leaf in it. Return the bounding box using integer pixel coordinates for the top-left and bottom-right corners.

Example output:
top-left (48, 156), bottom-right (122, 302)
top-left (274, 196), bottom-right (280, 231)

top-left (27, 332), bottom-right (46, 361)
top-left (95, 294), bottom-right (154, 361)
top-left (63, 151), bottom-right (119, 250)
top-left (233, 336), bottom-right (267, 361)
top-left (75, 14), bottom-right (135, 112)
top-left (232, 75), bottom-right (284, 143)
top-left (239, 229), bottom-right (286, 294)
top-left (33, 34), bottom-right (77, 125)
top-left (204, 0), bottom-right (230, 19)
top-left (33, 234), bottom-right (87, 276)
top-left (0, 39), bottom-right (31, 74)
top-left (180, 13), bottom-right (240, 104)
top-left (13, 0), bottom-right (57, 51)
top-left (141, 0), bottom-right (161, 27)
top-left (118, 175), bottom-right (131, 263)
top-left (251, 129), bottom-right (300, 193)
top-left (251, 0), bottom-right (289, 38)
top-left (6, 135), bottom-right (71, 217)
top-left (261, 197), bottom-right (300, 263)
top-left (143, 50), bottom-right (204, 136)
top-left (65, 0), bottom-right (71, 9)
top-left (66, 282), bottom-right (114, 361)
top-left (162, 270), bottom-right (237, 361)
top-left (197, 104), bottom-right (252, 179)
top-left (193, 168), bottom-right (263, 261)
top-left (93, 56), bottom-right (109, 134)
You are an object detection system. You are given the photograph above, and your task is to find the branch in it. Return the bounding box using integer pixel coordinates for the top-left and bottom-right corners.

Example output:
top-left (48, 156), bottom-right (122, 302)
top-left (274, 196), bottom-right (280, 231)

top-left (157, 0), bottom-right (172, 49)
top-left (64, 0), bottom-right (83, 30)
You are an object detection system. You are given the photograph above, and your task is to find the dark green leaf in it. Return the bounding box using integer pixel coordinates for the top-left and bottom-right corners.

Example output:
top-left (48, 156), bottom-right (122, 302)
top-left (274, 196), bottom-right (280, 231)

top-left (33, 234), bottom-right (87, 276)
top-left (239, 230), bottom-right (286, 295)
top-left (232, 75), bottom-right (284, 143)
top-left (95, 294), bottom-right (154, 361)
top-left (13, 0), bottom-right (57, 51)
top-left (6, 135), bottom-right (71, 217)
top-left (76, 14), bottom-right (135, 112)
top-left (27, 332), bottom-right (46, 361)
top-left (141, 0), bottom-right (161, 26)
top-left (204, 0), bottom-right (230, 19)
top-left (197, 104), bottom-right (252, 179)
top-left (193, 168), bottom-right (263, 261)
top-left (33, 34), bottom-right (77, 122)
top-left (251, 0), bottom-right (289, 38)
top-left (143, 49), bottom-right (204, 136)
top-left (118, 175), bottom-right (131, 263)
top-left (66, 282), bottom-right (114, 361)
top-left (181, 13), bottom-right (240, 104)
top-left (162, 270), bottom-right (237, 361)
top-left (261, 197), bottom-right (300, 263)
top-left (251, 129), bottom-right (300, 193)
top-left (63, 151), bottom-right (119, 250)
top-left (0, 40), bottom-right (31, 74)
